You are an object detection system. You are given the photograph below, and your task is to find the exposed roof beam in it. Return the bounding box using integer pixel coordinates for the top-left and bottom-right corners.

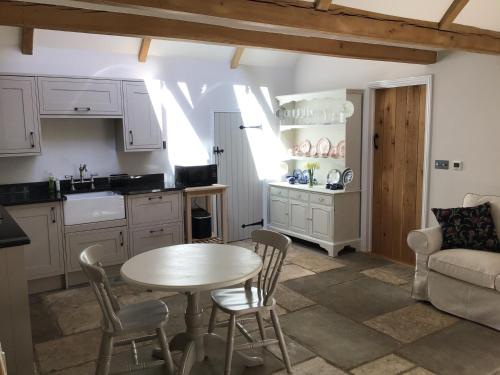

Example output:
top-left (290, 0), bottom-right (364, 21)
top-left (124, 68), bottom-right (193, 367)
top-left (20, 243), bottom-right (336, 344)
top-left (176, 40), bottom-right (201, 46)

top-left (0, 2), bottom-right (437, 64)
top-left (21, 27), bottom-right (33, 55)
top-left (40, 0), bottom-right (499, 54)
top-left (439, 0), bottom-right (469, 30)
top-left (230, 47), bottom-right (245, 69)
top-left (315, 0), bottom-right (331, 11)
top-left (138, 37), bottom-right (151, 62)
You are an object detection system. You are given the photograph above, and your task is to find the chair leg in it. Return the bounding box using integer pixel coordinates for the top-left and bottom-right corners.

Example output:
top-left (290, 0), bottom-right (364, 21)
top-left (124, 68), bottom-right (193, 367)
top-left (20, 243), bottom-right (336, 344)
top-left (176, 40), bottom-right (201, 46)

top-left (224, 314), bottom-right (236, 375)
top-left (157, 326), bottom-right (175, 375)
top-left (208, 303), bottom-right (218, 334)
top-left (270, 309), bottom-right (293, 374)
top-left (256, 312), bottom-right (267, 342)
top-left (96, 332), bottom-right (114, 375)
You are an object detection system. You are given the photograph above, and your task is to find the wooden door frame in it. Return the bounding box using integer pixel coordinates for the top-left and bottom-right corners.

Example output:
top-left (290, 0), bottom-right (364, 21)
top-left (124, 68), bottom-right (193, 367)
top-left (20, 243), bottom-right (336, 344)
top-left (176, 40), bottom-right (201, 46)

top-left (361, 75), bottom-right (433, 253)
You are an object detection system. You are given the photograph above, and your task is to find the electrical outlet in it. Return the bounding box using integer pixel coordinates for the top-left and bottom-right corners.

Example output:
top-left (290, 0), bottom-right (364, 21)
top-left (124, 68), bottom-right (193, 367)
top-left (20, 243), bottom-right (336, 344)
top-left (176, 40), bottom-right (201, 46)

top-left (435, 160), bottom-right (449, 170)
top-left (452, 160), bottom-right (463, 170)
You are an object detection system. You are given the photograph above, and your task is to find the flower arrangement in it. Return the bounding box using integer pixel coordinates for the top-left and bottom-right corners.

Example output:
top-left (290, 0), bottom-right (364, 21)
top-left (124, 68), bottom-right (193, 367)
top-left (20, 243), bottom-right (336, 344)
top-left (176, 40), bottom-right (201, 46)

top-left (305, 161), bottom-right (320, 188)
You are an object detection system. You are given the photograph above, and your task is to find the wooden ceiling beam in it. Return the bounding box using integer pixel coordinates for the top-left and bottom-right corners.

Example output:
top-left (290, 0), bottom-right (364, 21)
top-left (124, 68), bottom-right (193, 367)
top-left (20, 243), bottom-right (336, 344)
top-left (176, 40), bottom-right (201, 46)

top-left (44, 0), bottom-right (499, 54)
top-left (21, 27), bottom-right (33, 55)
top-left (138, 37), bottom-right (151, 62)
top-left (439, 0), bottom-right (469, 30)
top-left (230, 47), bottom-right (245, 69)
top-left (0, 2), bottom-right (437, 64)
top-left (315, 0), bottom-right (331, 11)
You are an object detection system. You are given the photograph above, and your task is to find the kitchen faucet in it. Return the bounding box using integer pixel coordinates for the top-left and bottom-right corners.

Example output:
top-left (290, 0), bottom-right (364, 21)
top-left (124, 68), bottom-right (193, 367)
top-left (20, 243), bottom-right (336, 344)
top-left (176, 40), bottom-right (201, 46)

top-left (79, 163), bottom-right (87, 182)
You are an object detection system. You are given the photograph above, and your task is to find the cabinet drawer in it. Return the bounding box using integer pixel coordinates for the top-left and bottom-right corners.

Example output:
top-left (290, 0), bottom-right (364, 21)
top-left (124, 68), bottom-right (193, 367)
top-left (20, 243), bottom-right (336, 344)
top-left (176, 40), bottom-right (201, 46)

top-left (310, 193), bottom-right (333, 206)
top-left (289, 190), bottom-right (309, 202)
top-left (130, 222), bottom-right (182, 256)
top-left (37, 77), bottom-right (122, 116)
top-left (270, 187), bottom-right (289, 198)
top-left (127, 192), bottom-right (181, 227)
top-left (66, 226), bottom-right (127, 272)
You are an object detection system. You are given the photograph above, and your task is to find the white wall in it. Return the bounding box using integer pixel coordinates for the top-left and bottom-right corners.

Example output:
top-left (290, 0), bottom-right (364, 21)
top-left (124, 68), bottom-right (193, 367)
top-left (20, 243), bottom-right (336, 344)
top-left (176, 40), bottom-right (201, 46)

top-left (0, 40), bottom-right (294, 184)
top-left (294, 51), bottom-right (500, 224)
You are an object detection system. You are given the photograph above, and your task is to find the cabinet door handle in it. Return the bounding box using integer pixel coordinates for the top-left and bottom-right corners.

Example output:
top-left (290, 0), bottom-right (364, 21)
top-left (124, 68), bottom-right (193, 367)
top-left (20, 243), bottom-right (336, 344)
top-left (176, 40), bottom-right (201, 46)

top-left (74, 107), bottom-right (91, 112)
top-left (119, 231), bottom-right (124, 247)
top-left (148, 196), bottom-right (163, 200)
top-left (373, 133), bottom-right (380, 150)
top-left (29, 131), bottom-right (35, 148)
top-left (150, 228), bottom-right (164, 234)
top-left (50, 207), bottom-right (56, 223)
top-left (129, 130), bottom-right (134, 145)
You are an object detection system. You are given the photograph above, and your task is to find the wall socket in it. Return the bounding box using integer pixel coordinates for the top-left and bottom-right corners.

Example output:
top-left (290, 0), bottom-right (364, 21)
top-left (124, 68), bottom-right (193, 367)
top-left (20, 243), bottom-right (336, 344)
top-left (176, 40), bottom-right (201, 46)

top-left (452, 160), bottom-right (463, 170)
top-left (435, 160), bottom-right (449, 170)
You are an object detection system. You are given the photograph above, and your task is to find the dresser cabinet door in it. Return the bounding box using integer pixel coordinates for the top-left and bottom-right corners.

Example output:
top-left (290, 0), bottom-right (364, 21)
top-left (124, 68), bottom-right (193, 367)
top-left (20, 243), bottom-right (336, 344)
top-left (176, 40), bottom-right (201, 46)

top-left (270, 196), bottom-right (289, 229)
top-left (289, 200), bottom-right (309, 234)
top-left (309, 204), bottom-right (333, 241)
top-left (66, 226), bottom-right (128, 272)
top-left (37, 77), bottom-right (122, 116)
top-left (0, 76), bottom-right (41, 155)
top-left (130, 222), bottom-right (182, 256)
top-left (122, 81), bottom-right (162, 151)
top-left (7, 203), bottom-right (63, 280)
top-left (127, 192), bottom-right (181, 228)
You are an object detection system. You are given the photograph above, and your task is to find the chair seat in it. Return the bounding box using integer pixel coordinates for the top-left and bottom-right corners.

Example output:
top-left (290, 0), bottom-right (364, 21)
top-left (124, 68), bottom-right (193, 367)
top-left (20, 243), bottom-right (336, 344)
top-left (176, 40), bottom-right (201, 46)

top-left (118, 299), bottom-right (169, 332)
top-left (211, 287), bottom-right (274, 314)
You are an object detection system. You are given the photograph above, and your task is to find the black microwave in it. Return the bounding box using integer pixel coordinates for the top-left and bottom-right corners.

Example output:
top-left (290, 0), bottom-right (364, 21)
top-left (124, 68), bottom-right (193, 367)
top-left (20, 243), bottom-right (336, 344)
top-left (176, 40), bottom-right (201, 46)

top-left (175, 164), bottom-right (218, 188)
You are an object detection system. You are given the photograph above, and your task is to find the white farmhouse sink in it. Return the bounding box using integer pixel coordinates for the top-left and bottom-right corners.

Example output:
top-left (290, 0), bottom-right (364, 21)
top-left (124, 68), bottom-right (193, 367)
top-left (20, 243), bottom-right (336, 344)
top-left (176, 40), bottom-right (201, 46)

top-left (63, 191), bottom-right (125, 225)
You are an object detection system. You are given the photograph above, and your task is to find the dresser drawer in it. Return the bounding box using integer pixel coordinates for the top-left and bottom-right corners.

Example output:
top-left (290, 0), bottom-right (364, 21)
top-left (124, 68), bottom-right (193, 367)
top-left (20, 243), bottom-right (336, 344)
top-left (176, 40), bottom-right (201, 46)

top-left (310, 193), bottom-right (333, 206)
top-left (127, 192), bottom-right (181, 227)
top-left (270, 186), bottom-right (289, 198)
top-left (130, 222), bottom-right (182, 256)
top-left (289, 190), bottom-right (309, 202)
top-left (37, 77), bottom-right (122, 116)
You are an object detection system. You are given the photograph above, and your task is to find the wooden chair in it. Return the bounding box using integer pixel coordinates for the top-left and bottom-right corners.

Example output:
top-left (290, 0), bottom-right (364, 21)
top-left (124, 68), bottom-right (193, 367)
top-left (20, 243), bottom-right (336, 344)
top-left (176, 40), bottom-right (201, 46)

top-left (208, 229), bottom-right (293, 375)
top-left (79, 245), bottom-right (175, 375)
top-left (0, 342), bottom-right (7, 375)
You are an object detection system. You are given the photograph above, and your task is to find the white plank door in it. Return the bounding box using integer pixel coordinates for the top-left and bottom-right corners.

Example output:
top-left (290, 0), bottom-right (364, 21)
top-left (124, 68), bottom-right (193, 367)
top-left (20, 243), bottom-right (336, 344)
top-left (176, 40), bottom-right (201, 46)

top-left (214, 112), bottom-right (263, 242)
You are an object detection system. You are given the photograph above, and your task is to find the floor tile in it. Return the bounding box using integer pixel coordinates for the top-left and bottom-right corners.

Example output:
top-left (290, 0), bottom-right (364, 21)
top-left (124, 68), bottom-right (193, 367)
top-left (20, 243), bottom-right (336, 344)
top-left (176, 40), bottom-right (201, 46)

top-left (51, 362), bottom-right (96, 375)
top-left (364, 303), bottom-right (458, 343)
top-left (30, 299), bottom-right (62, 343)
top-left (402, 367), bottom-right (437, 375)
top-left (304, 277), bottom-right (414, 322)
top-left (288, 252), bottom-right (345, 273)
top-left (336, 252), bottom-right (391, 271)
top-left (50, 300), bottom-right (101, 335)
top-left (279, 264), bottom-right (315, 282)
top-left (284, 267), bottom-right (364, 295)
top-left (118, 290), bottom-right (177, 305)
top-left (261, 327), bottom-right (315, 365)
top-left (274, 284), bottom-right (316, 312)
top-left (398, 320), bottom-right (500, 375)
top-left (361, 268), bottom-right (409, 286)
top-left (350, 354), bottom-right (415, 375)
top-left (279, 305), bottom-right (400, 369)
top-left (35, 330), bottom-right (101, 373)
top-left (272, 357), bottom-right (347, 374)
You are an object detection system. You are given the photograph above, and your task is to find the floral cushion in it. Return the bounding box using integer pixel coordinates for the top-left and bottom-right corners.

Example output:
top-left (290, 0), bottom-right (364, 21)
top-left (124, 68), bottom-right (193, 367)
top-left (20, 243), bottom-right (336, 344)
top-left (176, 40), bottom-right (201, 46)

top-left (432, 202), bottom-right (500, 251)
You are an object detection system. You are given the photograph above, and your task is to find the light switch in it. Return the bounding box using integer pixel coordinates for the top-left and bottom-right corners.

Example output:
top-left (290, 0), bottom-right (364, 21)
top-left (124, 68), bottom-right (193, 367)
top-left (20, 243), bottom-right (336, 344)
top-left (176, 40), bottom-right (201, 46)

top-left (452, 160), bottom-right (463, 170)
top-left (435, 160), bottom-right (449, 170)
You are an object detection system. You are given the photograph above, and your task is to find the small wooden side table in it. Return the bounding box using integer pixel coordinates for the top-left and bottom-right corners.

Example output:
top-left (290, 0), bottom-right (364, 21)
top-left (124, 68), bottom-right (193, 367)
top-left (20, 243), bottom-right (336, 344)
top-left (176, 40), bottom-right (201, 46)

top-left (183, 184), bottom-right (228, 244)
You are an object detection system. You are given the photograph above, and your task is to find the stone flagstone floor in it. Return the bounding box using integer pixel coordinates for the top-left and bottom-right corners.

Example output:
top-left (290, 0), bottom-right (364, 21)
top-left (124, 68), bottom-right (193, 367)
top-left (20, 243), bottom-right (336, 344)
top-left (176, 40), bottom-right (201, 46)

top-left (29, 239), bottom-right (500, 375)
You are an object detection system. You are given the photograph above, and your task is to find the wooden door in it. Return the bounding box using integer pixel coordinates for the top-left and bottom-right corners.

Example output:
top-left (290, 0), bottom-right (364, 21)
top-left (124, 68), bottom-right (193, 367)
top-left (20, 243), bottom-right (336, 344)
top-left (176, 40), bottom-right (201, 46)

top-left (0, 76), bottom-right (41, 155)
top-left (122, 81), bottom-right (162, 150)
top-left (372, 85), bottom-right (426, 264)
top-left (214, 112), bottom-right (263, 241)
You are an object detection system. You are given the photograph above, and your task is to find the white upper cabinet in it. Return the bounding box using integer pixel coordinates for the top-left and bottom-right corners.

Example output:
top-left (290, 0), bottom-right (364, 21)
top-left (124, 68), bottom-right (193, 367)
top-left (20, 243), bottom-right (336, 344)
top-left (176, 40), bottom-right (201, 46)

top-left (122, 81), bottom-right (163, 151)
top-left (0, 76), bottom-right (41, 156)
top-left (37, 77), bottom-right (122, 116)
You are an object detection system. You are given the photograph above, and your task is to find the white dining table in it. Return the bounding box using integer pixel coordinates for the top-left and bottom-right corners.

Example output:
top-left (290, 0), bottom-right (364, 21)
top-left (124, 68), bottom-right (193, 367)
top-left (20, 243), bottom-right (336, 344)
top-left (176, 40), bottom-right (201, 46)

top-left (120, 243), bottom-right (263, 375)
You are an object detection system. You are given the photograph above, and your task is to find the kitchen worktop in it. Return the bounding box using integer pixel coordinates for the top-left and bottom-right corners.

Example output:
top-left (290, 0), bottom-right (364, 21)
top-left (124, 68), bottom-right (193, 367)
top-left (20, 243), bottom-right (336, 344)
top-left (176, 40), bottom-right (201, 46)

top-left (0, 205), bottom-right (30, 249)
top-left (269, 181), bottom-right (360, 195)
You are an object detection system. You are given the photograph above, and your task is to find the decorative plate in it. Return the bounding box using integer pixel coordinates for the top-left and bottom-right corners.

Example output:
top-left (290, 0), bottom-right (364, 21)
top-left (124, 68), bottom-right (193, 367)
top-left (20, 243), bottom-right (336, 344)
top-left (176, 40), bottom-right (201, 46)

top-left (342, 101), bottom-right (355, 118)
top-left (342, 168), bottom-right (354, 186)
top-left (299, 140), bottom-right (311, 155)
top-left (328, 145), bottom-right (337, 158)
top-left (309, 146), bottom-right (318, 157)
top-left (316, 138), bottom-right (331, 157)
top-left (327, 169), bottom-right (342, 184)
top-left (293, 145), bottom-right (300, 156)
top-left (336, 140), bottom-right (346, 158)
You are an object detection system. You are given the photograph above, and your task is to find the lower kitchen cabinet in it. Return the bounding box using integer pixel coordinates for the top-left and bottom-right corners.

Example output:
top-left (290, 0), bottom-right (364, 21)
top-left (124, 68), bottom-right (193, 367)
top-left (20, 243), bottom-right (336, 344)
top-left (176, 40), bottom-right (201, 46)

top-left (130, 222), bottom-right (182, 256)
top-left (6, 202), bottom-right (63, 280)
top-left (289, 200), bottom-right (308, 235)
top-left (65, 226), bottom-right (128, 272)
top-left (310, 203), bottom-right (333, 241)
top-left (269, 196), bottom-right (289, 229)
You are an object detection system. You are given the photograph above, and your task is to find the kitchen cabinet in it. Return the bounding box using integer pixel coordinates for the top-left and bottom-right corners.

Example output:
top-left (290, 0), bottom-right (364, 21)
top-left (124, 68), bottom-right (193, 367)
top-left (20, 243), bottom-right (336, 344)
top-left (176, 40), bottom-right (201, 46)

top-left (65, 226), bottom-right (128, 272)
top-left (6, 202), bottom-right (63, 280)
top-left (37, 77), bottom-right (122, 116)
top-left (268, 183), bottom-right (360, 257)
top-left (0, 76), bottom-right (41, 156)
top-left (121, 81), bottom-right (163, 151)
top-left (129, 222), bottom-right (182, 256)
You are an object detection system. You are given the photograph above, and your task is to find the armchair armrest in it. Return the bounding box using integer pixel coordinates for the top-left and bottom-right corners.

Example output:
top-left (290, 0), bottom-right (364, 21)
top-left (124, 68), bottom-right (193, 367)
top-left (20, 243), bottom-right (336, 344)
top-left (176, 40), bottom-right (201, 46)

top-left (407, 226), bottom-right (443, 256)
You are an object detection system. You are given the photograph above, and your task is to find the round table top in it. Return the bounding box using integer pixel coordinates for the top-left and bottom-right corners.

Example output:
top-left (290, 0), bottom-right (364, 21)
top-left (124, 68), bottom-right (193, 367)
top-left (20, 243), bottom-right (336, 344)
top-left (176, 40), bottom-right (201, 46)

top-left (120, 243), bottom-right (263, 293)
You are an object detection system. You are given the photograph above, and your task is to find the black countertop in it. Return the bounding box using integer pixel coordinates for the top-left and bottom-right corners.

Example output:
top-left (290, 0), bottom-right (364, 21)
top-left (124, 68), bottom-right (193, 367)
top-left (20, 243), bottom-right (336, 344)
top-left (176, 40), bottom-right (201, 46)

top-left (0, 205), bottom-right (30, 249)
